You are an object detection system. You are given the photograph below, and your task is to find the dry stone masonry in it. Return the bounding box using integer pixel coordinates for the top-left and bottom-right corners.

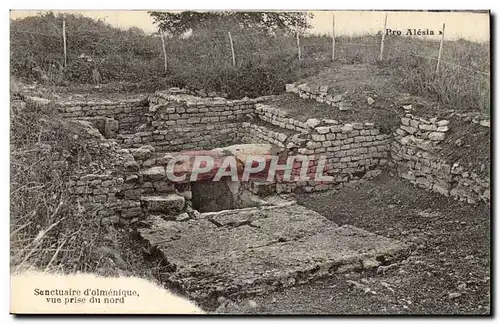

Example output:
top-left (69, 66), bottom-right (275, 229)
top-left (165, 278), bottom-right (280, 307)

top-left (241, 102), bottom-right (392, 193)
top-left (56, 96), bottom-right (149, 135)
top-left (286, 83), bottom-right (352, 110)
top-left (284, 82), bottom-right (489, 204)
top-left (58, 85), bottom-right (489, 220)
top-left (391, 114), bottom-right (490, 204)
top-left (35, 80), bottom-right (488, 304)
top-left (116, 90), bottom-right (274, 152)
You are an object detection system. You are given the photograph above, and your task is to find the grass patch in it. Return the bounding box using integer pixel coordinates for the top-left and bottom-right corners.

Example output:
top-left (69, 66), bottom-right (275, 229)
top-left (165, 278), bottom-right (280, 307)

top-left (10, 89), bottom-right (117, 273)
top-left (10, 12), bottom-right (490, 113)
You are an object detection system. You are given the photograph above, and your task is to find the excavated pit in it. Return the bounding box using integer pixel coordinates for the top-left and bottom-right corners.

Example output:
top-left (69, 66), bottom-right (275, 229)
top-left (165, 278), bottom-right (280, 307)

top-left (190, 181), bottom-right (266, 213)
top-left (133, 139), bottom-right (410, 302)
top-left (56, 89), bottom-right (419, 304)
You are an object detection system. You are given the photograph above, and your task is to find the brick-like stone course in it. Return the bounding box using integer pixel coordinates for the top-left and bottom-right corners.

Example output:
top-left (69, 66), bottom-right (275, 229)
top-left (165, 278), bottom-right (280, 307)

top-left (60, 87), bottom-right (489, 211)
top-left (66, 144), bottom-right (196, 221)
top-left (56, 97), bottom-right (149, 134)
top-left (113, 91), bottom-right (276, 152)
top-left (391, 114), bottom-right (489, 204)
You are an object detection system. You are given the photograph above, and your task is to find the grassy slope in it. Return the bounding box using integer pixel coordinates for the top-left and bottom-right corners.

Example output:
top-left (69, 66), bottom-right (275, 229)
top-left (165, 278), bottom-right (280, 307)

top-left (10, 13), bottom-right (490, 113)
top-left (9, 88), bottom-right (123, 273)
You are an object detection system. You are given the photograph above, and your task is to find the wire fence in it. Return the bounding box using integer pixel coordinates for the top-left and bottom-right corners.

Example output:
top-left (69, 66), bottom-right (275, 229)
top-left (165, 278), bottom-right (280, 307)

top-left (10, 13), bottom-right (490, 111)
top-left (11, 25), bottom-right (490, 75)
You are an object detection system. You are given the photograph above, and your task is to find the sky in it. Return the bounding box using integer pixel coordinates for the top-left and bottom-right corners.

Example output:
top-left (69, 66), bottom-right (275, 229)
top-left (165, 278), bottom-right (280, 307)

top-left (9, 10), bottom-right (490, 42)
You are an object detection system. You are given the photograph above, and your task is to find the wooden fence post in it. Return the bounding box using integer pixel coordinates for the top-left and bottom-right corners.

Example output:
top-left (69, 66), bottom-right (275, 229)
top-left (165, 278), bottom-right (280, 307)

top-left (62, 19), bottom-right (67, 67)
top-left (160, 32), bottom-right (167, 73)
top-left (436, 23), bottom-right (445, 73)
top-left (331, 13), bottom-right (336, 61)
top-left (228, 31), bottom-right (236, 67)
top-left (378, 13), bottom-right (388, 61)
top-left (296, 31), bottom-right (301, 61)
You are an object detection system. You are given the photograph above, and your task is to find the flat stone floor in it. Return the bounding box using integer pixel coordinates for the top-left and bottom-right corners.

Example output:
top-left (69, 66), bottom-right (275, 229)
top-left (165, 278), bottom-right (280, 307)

top-left (138, 201), bottom-right (408, 300)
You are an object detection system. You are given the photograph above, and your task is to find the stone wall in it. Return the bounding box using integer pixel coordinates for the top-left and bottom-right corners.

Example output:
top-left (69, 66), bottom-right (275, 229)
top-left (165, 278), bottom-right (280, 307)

top-left (114, 91), bottom-right (275, 152)
top-left (267, 120), bottom-right (390, 194)
top-left (60, 88), bottom-right (489, 207)
top-left (240, 122), bottom-right (292, 147)
top-left (254, 103), bottom-right (310, 132)
top-left (66, 173), bottom-right (144, 220)
top-left (117, 122), bottom-right (242, 152)
top-left (299, 120), bottom-right (391, 192)
top-left (66, 145), bottom-right (195, 222)
top-left (285, 83), bottom-right (353, 111)
top-left (56, 97), bottom-right (150, 134)
top-left (391, 114), bottom-right (490, 204)
top-left (240, 103), bottom-right (392, 193)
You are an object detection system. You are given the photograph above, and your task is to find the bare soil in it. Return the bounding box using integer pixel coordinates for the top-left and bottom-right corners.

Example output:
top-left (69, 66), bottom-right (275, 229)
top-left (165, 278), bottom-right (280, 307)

top-left (440, 118), bottom-right (491, 176)
top-left (13, 80), bottom-right (149, 102)
top-left (240, 171), bottom-right (491, 315)
top-left (113, 171), bottom-right (490, 315)
top-left (267, 93), bottom-right (400, 133)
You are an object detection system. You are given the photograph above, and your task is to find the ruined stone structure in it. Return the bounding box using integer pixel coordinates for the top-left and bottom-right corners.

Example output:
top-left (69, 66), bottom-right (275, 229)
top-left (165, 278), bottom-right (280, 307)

top-left (285, 81), bottom-right (490, 205)
top-left (391, 114), bottom-right (490, 204)
top-left (43, 81), bottom-right (488, 304)
top-left (57, 84), bottom-right (490, 225)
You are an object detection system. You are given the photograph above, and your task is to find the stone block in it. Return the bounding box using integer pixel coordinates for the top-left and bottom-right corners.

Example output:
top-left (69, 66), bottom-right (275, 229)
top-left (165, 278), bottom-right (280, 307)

top-left (154, 181), bottom-right (175, 193)
top-left (409, 119), bottom-right (420, 128)
top-left (341, 124), bottom-right (353, 133)
top-left (416, 176), bottom-right (432, 188)
top-left (419, 124), bottom-right (437, 131)
top-left (432, 183), bottom-right (450, 196)
top-left (306, 141), bottom-right (322, 150)
top-left (124, 160), bottom-right (140, 172)
top-left (140, 166), bottom-right (166, 181)
top-left (141, 194), bottom-right (185, 214)
top-left (400, 125), bottom-right (417, 134)
top-left (311, 134), bottom-right (326, 141)
top-left (305, 118), bottom-right (320, 128)
top-left (315, 127), bottom-right (330, 134)
top-left (326, 133), bottom-right (336, 141)
top-left (428, 132), bottom-right (445, 141)
top-left (121, 207), bottom-right (142, 219)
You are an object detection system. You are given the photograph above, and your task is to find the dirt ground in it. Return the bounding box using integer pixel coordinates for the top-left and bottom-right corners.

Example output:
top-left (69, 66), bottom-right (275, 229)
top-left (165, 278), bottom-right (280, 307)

top-left (267, 65), bottom-right (441, 128)
top-left (440, 117), bottom-right (491, 176)
top-left (233, 171), bottom-right (490, 315)
top-left (115, 170), bottom-right (490, 315)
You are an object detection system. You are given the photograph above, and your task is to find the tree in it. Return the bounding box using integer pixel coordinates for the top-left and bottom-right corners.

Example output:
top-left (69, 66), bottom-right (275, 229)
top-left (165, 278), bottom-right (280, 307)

top-left (149, 11), bottom-right (312, 37)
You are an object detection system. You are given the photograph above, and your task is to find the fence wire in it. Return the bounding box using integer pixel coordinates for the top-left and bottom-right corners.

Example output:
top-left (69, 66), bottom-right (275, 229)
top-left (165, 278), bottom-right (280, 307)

top-left (10, 16), bottom-right (490, 114)
top-left (10, 23), bottom-right (490, 76)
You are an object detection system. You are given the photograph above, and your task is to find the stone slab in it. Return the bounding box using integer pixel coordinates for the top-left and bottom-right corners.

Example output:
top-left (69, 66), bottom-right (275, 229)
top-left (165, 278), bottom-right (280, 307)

top-left (138, 204), bottom-right (408, 300)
